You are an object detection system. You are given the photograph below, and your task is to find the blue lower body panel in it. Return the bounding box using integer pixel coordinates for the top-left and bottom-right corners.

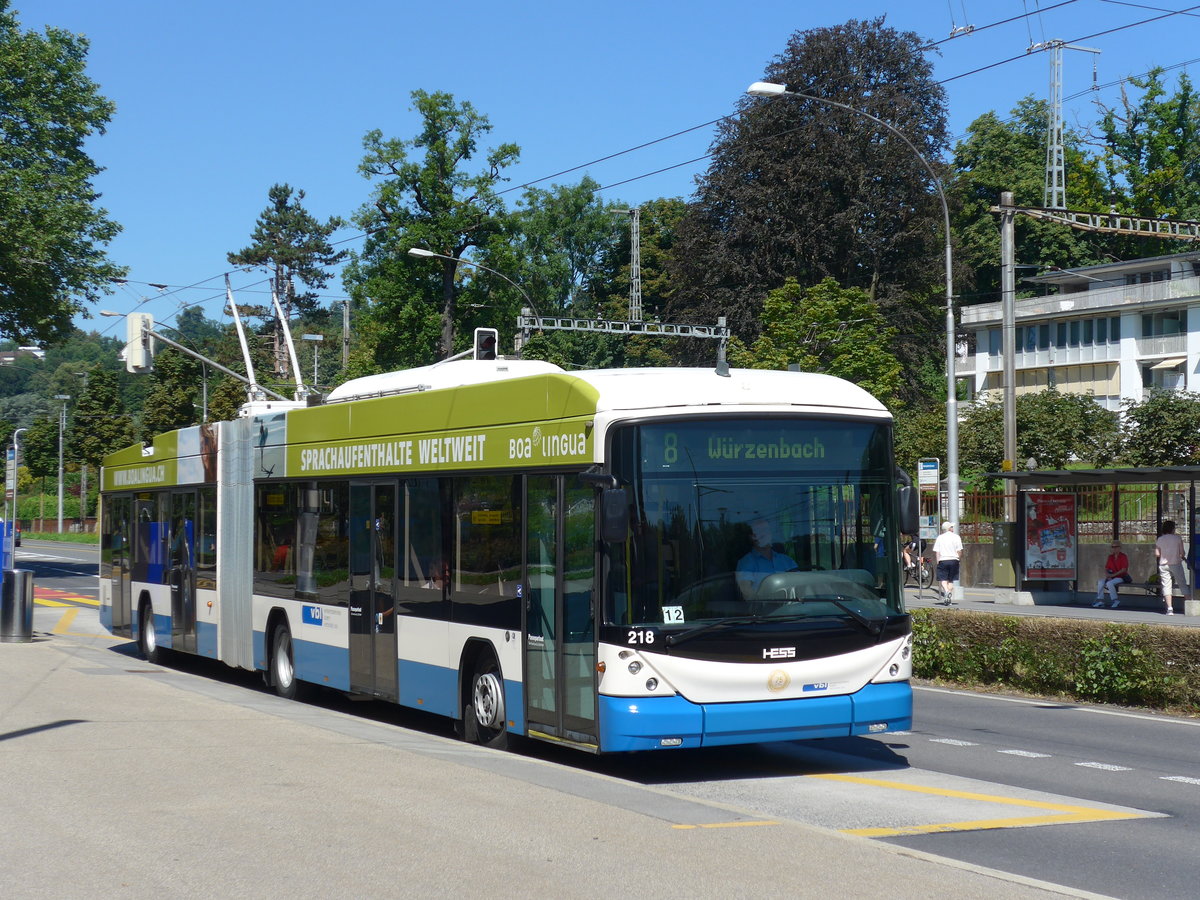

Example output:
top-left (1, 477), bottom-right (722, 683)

top-left (197, 621), bottom-right (217, 659)
top-left (598, 682), bottom-right (913, 752)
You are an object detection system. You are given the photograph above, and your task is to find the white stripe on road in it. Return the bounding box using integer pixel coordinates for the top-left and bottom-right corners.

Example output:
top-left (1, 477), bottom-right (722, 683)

top-left (998, 749), bottom-right (1051, 758)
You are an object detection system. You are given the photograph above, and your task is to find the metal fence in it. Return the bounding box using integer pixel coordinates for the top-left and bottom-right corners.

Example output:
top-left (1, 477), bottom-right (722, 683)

top-left (933, 484), bottom-right (1191, 545)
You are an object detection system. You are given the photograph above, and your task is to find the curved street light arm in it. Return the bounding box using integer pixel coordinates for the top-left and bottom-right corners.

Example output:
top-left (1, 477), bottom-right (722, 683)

top-left (746, 81), bottom-right (960, 533)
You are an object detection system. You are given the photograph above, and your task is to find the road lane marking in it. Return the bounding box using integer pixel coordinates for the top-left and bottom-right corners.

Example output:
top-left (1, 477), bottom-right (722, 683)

top-left (1161, 776), bottom-right (1200, 785)
top-left (808, 773), bottom-right (1150, 837)
top-left (672, 820), bottom-right (780, 830)
top-left (998, 749), bottom-right (1051, 758)
top-left (916, 685), bottom-right (1200, 728)
top-left (930, 738), bottom-right (978, 746)
top-left (1075, 762), bottom-right (1132, 771)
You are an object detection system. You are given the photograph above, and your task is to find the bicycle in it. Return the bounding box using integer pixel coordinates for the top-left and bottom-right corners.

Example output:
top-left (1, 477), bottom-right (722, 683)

top-left (904, 552), bottom-right (935, 589)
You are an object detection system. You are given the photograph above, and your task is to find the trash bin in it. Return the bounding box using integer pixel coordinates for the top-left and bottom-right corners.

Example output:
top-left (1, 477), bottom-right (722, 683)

top-left (0, 569), bottom-right (34, 643)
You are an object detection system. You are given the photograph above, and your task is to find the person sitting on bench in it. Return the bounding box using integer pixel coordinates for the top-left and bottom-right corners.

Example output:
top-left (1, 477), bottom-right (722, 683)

top-left (1092, 540), bottom-right (1130, 609)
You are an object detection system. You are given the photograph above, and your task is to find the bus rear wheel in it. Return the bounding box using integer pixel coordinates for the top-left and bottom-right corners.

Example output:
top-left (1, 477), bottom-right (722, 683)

top-left (464, 654), bottom-right (508, 750)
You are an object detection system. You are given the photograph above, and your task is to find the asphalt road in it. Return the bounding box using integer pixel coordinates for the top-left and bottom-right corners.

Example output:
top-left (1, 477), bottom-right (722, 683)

top-left (9, 541), bottom-right (1199, 898)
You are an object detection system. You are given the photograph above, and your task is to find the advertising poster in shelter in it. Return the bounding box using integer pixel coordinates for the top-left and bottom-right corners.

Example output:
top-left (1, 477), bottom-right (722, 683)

top-left (1024, 493), bottom-right (1077, 580)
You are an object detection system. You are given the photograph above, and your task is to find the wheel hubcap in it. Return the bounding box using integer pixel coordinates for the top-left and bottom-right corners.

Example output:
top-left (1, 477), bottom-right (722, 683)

top-left (276, 634), bottom-right (293, 686)
top-left (144, 614), bottom-right (156, 653)
top-left (473, 671), bottom-right (504, 729)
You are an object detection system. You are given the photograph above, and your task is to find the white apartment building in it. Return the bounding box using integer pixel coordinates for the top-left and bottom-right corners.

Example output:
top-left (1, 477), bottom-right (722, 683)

top-left (958, 251), bottom-right (1200, 411)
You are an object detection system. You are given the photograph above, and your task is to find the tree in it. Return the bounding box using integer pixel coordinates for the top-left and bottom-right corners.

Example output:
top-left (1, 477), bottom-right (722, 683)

top-left (958, 390), bottom-right (1117, 484)
top-left (1096, 69), bottom-right (1200, 222)
top-left (729, 277), bottom-right (903, 406)
top-left (347, 90), bottom-right (519, 365)
top-left (1118, 390), bottom-right (1200, 466)
top-left (67, 367), bottom-right (134, 470)
top-left (951, 98), bottom-right (1108, 305)
top-left (228, 184), bottom-right (346, 378)
top-left (0, 1), bottom-right (124, 343)
top-left (139, 348), bottom-right (202, 438)
top-left (667, 18), bottom-right (949, 372)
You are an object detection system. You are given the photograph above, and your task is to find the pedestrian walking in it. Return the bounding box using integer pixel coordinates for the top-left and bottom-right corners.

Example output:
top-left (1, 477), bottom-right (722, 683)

top-left (1155, 520), bottom-right (1187, 616)
top-left (933, 521), bottom-right (963, 605)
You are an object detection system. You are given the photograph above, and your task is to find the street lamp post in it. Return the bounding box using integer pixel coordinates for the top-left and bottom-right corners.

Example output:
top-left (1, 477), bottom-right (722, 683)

top-left (55, 394), bottom-right (70, 534)
top-left (9, 427), bottom-right (26, 565)
top-left (302, 334), bottom-right (324, 388)
top-left (745, 81), bottom-right (961, 540)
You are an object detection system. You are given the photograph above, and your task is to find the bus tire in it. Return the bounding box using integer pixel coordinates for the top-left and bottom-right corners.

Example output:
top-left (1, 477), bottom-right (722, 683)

top-left (271, 621), bottom-right (304, 701)
top-left (464, 653), bottom-right (508, 750)
top-left (138, 600), bottom-right (164, 665)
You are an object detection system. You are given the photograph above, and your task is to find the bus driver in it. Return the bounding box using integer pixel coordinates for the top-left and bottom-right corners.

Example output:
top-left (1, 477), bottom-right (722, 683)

top-left (737, 518), bottom-right (797, 599)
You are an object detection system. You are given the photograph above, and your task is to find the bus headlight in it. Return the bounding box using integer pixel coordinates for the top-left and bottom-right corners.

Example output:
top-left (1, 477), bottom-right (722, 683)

top-left (645, 677), bottom-right (658, 691)
top-left (628, 661), bottom-right (642, 674)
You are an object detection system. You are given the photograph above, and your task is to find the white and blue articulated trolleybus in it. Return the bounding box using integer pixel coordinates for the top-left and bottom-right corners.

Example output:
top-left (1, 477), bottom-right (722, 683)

top-left (99, 360), bottom-right (916, 753)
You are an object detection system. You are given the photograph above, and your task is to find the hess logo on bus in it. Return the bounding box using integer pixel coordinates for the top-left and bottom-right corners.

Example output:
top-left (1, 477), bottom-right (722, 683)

top-left (763, 646), bottom-right (796, 660)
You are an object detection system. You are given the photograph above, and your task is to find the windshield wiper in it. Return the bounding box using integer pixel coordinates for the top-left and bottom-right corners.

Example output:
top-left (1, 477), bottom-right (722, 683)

top-left (800, 596), bottom-right (887, 637)
top-left (664, 614), bottom-right (813, 647)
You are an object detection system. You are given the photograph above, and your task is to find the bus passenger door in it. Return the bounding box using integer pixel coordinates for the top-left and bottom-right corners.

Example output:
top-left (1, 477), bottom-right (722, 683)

top-left (107, 496), bottom-right (132, 634)
top-left (349, 482), bottom-right (397, 700)
top-left (168, 491), bottom-right (197, 653)
top-left (525, 475), bottom-right (597, 746)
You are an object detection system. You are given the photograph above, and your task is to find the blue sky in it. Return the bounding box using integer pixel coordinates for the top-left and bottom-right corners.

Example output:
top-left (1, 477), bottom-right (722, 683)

top-left (15, 0), bottom-right (1200, 335)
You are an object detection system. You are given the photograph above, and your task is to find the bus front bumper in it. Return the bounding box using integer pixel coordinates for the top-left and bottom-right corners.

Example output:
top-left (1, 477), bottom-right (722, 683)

top-left (597, 682), bottom-right (911, 752)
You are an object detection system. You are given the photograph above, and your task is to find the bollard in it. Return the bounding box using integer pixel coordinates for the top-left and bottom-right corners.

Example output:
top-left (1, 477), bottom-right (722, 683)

top-left (0, 569), bottom-right (34, 642)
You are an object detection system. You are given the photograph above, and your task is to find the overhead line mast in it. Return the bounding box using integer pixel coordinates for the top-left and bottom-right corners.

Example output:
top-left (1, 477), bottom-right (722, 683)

top-left (1028, 39), bottom-right (1100, 210)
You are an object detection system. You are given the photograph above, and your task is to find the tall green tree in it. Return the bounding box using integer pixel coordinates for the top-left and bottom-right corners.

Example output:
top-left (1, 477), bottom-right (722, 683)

top-left (951, 98), bottom-right (1108, 305)
top-left (67, 367), bottom-right (134, 470)
top-left (347, 90), bottom-right (519, 365)
top-left (668, 18), bottom-right (949, 372)
top-left (139, 348), bottom-right (202, 437)
top-left (228, 184), bottom-right (346, 378)
top-left (0, 1), bottom-right (124, 343)
top-left (1096, 69), bottom-right (1200, 221)
top-left (728, 277), bottom-right (903, 406)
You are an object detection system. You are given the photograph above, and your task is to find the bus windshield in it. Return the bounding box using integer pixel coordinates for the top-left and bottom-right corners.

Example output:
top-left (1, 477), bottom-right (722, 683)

top-left (605, 417), bottom-right (902, 630)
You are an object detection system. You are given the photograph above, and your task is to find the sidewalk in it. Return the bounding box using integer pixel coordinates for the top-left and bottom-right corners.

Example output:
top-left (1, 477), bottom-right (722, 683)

top-left (905, 583), bottom-right (1200, 627)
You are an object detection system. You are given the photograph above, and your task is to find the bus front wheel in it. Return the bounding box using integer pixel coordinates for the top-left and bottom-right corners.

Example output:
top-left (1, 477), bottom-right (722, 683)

top-left (138, 601), bottom-right (163, 665)
top-left (271, 622), bottom-right (303, 701)
top-left (464, 654), bottom-right (508, 750)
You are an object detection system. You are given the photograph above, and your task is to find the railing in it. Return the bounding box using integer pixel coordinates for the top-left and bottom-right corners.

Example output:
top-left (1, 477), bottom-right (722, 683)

top-left (951, 485), bottom-right (1188, 544)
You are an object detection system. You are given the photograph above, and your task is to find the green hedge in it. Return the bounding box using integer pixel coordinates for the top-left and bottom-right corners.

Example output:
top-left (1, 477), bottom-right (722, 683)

top-left (912, 608), bottom-right (1200, 714)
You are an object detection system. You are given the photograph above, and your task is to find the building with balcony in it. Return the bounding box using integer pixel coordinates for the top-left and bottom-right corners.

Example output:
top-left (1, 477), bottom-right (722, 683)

top-left (958, 251), bottom-right (1200, 410)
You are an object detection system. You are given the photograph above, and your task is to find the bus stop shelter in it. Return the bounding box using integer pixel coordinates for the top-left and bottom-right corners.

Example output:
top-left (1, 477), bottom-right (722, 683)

top-left (987, 466), bottom-right (1200, 614)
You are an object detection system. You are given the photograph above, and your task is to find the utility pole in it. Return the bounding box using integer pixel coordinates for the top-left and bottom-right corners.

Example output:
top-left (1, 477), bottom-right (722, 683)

top-left (342, 299), bottom-right (350, 369)
top-left (999, 192), bottom-right (1017, 521)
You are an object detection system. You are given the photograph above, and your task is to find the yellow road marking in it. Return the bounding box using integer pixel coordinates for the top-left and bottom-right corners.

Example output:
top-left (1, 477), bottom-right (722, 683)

top-left (51, 608), bottom-right (78, 634)
top-left (48, 607), bottom-right (123, 641)
top-left (672, 820), bottom-right (780, 830)
top-left (809, 773), bottom-right (1148, 837)
top-left (36, 596), bottom-right (99, 608)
